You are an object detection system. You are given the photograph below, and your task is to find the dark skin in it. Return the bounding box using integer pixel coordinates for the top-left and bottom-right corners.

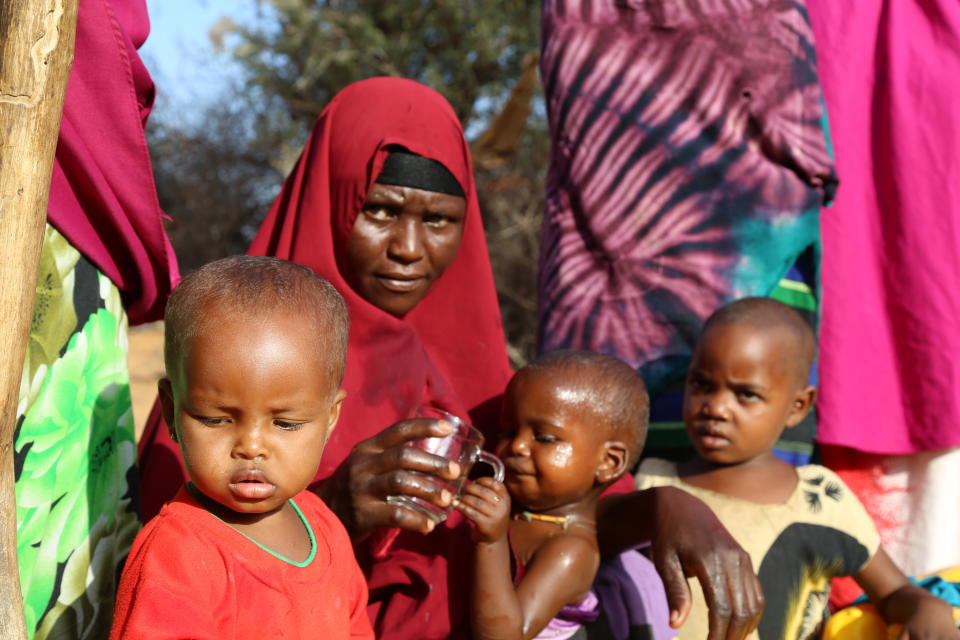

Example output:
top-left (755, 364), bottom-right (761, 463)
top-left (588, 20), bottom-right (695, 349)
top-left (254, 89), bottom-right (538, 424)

top-left (318, 178), bottom-right (765, 638)
top-left (161, 307), bottom-right (345, 562)
top-left (317, 416), bottom-right (461, 538)
top-left (598, 488), bottom-right (764, 637)
top-left (454, 369), bottom-right (626, 640)
top-left (344, 182), bottom-right (465, 317)
top-left (678, 322), bottom-right (959, 637)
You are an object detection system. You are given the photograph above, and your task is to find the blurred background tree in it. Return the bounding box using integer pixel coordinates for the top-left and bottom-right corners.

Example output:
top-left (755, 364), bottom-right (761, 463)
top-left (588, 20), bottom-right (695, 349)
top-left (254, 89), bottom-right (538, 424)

top-left (220, 0), bottom-right (538, 132)
top-left (150, 94), bottom-right (285, 266)
top-left (149, 0), bottom-right (546, 365)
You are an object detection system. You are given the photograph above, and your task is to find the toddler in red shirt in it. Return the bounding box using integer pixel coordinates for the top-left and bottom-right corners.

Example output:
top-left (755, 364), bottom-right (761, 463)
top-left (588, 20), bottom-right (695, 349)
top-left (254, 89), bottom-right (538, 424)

top-left (110, 256), bottom-right (373, 639)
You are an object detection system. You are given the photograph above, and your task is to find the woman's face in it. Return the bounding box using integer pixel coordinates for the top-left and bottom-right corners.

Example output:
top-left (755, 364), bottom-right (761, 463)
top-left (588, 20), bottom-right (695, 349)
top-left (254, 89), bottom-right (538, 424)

top-left (345, 182), bottom-right (466, 316)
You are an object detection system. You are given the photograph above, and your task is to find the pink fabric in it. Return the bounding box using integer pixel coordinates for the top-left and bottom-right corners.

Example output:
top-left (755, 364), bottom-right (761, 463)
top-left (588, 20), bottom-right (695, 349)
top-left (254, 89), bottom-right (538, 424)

top-left (48, 0), bottom-right (178, 324)
top-left (811, 0), bottom-right (960, 454)
top-left (821, 444), bottom-right (960, 605)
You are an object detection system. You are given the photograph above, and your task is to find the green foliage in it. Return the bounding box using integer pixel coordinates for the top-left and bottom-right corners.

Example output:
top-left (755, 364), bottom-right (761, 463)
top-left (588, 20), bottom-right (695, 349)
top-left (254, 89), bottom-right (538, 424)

top-left (227, 0), bottom-right (540, 134)
top-left (149, 94), bottom-right (287, 273)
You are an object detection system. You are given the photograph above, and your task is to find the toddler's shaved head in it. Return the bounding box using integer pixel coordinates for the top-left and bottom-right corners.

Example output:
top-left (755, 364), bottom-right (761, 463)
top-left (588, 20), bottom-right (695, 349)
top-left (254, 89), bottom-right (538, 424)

top-left (521, 350), bottom-right (649, 469)
top-left (164, 256), bottom-right (349, 390)
top-left (701, 297), bottom-right (815, 388)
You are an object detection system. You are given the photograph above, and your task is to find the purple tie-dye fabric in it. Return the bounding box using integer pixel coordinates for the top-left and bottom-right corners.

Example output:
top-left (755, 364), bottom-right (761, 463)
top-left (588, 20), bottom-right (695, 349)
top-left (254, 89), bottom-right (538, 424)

top-left (538, 0), bottom-right (836, 394)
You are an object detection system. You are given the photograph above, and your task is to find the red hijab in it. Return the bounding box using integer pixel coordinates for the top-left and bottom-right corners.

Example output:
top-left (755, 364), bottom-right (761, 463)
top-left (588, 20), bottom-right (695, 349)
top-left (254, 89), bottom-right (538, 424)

top-left (249, 77), bottom-right (513, 479)
top-left (137, 77), bottom-right (512, 639)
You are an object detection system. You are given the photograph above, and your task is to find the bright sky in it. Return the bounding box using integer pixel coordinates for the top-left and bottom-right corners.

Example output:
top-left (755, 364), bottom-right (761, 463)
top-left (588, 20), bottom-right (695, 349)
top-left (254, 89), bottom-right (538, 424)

top-left (137, 1), bottom-right (519, 134)
top-left (140, 0), bottom-right (260, 122)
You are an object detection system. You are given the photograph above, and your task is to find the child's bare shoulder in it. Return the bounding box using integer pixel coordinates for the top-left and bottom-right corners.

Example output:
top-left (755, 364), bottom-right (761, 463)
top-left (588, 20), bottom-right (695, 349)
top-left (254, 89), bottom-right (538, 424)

top-left (521, 530), bottom-right (600, 602)
top-left (531, 529), bottom-right (599, 569)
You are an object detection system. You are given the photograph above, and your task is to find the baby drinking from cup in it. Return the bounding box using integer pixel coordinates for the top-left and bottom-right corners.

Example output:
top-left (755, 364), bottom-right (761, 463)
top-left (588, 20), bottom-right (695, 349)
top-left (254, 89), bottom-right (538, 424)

top-left (454, 350), bottom-right (648, 640)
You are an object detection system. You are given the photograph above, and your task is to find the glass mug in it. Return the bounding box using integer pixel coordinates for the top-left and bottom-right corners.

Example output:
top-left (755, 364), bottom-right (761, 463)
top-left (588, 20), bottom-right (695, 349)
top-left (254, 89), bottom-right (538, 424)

top-left (385, 406), bottom-right (505, 524)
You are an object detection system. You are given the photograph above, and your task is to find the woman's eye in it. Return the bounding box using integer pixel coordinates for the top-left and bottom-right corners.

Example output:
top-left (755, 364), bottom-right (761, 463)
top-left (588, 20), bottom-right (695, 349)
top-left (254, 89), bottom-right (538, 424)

top-left (274, 420), bottom-right (304, 431)
top-left (365, 206), bottom-right (394, 221)
top-left (423, 214), bottom-right (450, 228)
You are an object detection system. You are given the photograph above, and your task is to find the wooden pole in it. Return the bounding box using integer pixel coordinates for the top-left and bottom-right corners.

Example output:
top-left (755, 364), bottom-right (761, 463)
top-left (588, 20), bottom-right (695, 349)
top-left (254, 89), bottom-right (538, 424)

top-left (0, 1), bottom-right (79, 637)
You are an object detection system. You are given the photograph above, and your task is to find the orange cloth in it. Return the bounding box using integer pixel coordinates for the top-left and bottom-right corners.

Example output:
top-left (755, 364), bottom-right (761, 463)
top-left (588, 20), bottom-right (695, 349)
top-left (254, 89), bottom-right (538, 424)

top-left (110, 487), bottom-right (373, 639)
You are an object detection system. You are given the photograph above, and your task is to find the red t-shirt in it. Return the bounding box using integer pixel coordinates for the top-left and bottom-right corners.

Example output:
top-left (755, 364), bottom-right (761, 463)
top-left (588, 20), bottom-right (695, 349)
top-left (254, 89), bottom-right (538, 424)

top-left (110, 487), bottom-right (373, 639)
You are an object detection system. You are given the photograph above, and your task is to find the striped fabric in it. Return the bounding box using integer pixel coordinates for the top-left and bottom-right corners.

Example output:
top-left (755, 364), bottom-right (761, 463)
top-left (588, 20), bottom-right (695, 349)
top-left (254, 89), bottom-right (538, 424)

top-left (537, 0), bottom-right (836, 405)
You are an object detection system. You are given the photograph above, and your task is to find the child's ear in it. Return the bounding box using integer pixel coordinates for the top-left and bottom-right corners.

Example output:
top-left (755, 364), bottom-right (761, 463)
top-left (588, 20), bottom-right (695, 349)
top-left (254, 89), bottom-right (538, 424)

top-left (596, 440), bottom-right (629, 485)
top-left (785, 385), bottom-right (817, 429)
top-left (323, 389), bottom-right (347, 444)
top-left (158, 377), bottom-right (178, 443)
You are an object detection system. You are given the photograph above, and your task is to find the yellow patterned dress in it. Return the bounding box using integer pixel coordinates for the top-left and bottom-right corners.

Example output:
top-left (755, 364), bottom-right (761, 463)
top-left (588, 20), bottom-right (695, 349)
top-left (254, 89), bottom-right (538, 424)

top-left (636, 459), bottom-right (880, 640)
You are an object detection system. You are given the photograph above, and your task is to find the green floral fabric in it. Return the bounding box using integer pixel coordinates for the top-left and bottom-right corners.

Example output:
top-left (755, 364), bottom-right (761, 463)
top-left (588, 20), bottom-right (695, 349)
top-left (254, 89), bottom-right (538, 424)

top-left (16, 225), bottom-right (139, 639)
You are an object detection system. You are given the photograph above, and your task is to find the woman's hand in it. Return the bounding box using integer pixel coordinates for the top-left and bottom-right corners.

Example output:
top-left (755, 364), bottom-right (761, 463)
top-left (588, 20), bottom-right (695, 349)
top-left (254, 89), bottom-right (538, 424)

top-left (316, 418), bottom-right (464, 540)
top-left (650, 487), bottom-right (763, 638)
top-left (598, 487), bottom-right (764, 640)
top-left (454, 477), bottom-right (511, 543)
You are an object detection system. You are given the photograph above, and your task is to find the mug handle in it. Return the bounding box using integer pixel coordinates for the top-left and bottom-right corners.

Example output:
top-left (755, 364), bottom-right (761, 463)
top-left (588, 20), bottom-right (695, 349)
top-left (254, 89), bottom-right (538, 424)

top-left (477, 451), bottom-right (505, 483)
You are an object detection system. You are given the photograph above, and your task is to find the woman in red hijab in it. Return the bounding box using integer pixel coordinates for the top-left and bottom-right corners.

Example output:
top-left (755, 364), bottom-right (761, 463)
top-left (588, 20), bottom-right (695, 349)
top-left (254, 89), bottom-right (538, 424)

top-left (138, 77), bottom-right (763, 639)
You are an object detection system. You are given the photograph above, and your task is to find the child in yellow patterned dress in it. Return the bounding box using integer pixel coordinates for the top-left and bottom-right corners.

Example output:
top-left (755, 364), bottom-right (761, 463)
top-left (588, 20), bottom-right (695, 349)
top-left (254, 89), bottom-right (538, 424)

top-left (636, 298), bottom-right (959, 639)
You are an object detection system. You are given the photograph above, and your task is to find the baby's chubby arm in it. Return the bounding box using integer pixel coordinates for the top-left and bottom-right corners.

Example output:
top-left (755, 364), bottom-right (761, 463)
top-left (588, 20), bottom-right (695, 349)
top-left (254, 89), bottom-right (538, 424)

top-left (455, 478), bottom-right (599, 640)
top-left (856, 547), bottom-right (960, 639)
top-left (455, 477), bottom-right (521, 639)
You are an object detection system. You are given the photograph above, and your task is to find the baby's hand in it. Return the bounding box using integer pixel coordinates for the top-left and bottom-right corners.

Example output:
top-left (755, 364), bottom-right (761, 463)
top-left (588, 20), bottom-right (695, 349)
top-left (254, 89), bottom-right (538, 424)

top-left (901, 597), bottom-right (960, 639)
top-left (454, 477), bottom-right (510, 544)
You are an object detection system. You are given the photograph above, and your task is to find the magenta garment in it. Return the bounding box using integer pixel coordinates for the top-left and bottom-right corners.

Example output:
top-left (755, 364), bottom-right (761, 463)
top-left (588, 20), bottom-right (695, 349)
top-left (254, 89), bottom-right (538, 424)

top-left (810, 0), bottom-right (960, 454)
top-left (537, 0), bottom-right (835, 397)
top-left (48, 0), bottom-right (178, 325)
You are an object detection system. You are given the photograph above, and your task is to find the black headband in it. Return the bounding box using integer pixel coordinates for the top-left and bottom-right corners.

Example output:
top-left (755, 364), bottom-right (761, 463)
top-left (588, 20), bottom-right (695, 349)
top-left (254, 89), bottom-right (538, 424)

top-left (375, 149), bottom-right (465, 198)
